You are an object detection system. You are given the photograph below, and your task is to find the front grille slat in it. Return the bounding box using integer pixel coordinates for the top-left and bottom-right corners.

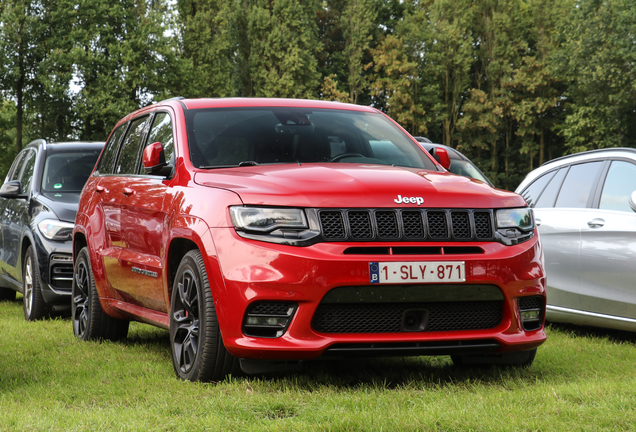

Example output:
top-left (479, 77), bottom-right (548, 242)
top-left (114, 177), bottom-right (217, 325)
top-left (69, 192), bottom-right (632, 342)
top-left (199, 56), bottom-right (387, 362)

top-left (312, 301), bottom-right (502, 333)
top-left (348, 211), bottom-right (373, 239)
top-left (375, 211), bottom-right (399, 239)
top-left (318, 209), bottom-right (494, 242)
top-left (50, 263), bottom-right (74, 289)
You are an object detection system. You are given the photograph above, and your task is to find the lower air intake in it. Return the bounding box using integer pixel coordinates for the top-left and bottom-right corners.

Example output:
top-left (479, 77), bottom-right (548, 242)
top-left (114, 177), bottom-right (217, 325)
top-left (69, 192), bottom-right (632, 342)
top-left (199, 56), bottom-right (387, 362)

top-left (312, 301), bottom-right (502, 333)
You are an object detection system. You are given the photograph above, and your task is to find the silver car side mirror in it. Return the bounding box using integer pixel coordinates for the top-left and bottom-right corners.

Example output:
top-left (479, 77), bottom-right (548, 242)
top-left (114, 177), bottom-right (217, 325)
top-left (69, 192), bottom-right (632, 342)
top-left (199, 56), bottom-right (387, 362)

top-left (629, 191), bottom-right (636, 213)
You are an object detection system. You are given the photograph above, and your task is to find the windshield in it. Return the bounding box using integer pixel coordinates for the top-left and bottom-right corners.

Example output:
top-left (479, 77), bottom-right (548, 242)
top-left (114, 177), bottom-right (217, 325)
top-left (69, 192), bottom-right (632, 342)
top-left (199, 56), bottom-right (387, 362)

top-left (41, 150), bottom-right (101, 198)
top-left (184, 108), bottom-right (437, 170)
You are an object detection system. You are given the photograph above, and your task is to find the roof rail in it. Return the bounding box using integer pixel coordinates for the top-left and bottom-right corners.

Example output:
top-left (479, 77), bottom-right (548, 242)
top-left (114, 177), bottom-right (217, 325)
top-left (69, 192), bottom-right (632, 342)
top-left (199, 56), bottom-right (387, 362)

top-left (157, 96), bottom-right (185, 103)
top-left (26, 139), bottom-right (47, 149)
top-left (540, 147), bottom-right (636, 167)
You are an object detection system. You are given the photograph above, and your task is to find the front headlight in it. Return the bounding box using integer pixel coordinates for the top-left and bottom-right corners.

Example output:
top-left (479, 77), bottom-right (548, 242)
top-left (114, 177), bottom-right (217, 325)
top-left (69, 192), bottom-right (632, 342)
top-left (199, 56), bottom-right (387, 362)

top-left (495, 208), bottom-right (534, 245)
top-left (230, 207), bottom-right (308, 232)
top-left (496, 208), bottom-right (534, 231)
top-left (38, 219), bottom-right (74, 241)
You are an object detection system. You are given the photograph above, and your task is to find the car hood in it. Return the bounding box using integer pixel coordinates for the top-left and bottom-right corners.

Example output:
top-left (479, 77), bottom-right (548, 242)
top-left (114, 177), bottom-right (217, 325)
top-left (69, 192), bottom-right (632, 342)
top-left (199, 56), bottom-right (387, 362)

top-left (194, 164), bottom-right (525, 208)
top-left (37, 193), bottom-right (79, 223)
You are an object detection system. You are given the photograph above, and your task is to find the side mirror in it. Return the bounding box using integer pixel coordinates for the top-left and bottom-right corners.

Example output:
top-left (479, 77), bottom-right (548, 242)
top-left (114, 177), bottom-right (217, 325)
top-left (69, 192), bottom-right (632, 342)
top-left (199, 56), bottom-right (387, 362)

top-left (428, 147), bottom-right (451, 170)
top-left (142, 142), bottom-right (173, 177)
top-left (0, 180), bottom-right (26, 199)
top-left (629, 191), bottom-right (636, 213)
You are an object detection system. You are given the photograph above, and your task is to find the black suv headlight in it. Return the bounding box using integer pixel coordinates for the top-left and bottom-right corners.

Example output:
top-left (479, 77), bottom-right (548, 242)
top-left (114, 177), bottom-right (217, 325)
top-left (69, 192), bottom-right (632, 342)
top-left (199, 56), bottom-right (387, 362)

top-left (495, 208), bottom-right (535, 245)
top-left (230, 206), bottom-right (321, 245)
top-left (37, 219), bottom-right (74, 241)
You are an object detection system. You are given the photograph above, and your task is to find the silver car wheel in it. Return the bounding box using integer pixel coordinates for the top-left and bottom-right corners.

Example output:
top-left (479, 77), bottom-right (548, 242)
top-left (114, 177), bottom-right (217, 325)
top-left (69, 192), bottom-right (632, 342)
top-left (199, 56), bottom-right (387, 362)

top-left (24, 255), bottom-right (33, 316)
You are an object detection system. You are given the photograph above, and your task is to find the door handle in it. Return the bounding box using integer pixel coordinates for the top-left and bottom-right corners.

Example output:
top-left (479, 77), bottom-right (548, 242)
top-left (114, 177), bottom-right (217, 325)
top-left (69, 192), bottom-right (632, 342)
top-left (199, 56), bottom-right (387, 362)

top-left (587, 218), bottom-right (605, 228)
top-left (123, 187), bottom-right (135, 196)
top-left (96, 185), bottom-right (107, 193)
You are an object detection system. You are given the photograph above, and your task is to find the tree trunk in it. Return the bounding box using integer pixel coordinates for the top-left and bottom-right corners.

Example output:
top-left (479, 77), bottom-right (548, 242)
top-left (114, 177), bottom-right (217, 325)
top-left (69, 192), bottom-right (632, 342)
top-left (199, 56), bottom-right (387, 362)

top-left (539, 127), bottom-right (545, 165)
top-left (16, 19), bottom-right (25, 153)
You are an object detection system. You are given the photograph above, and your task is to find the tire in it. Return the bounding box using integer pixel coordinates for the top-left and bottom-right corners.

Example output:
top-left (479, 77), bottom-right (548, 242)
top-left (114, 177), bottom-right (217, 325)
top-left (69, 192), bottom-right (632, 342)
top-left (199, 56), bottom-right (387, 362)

top-left (72, 247), bottom-right (129, 341)
top-left (451, 348), bottom-right (537, 368)
top-left (23, 246), bottom-right (48, 320)
top-left (0, 287), bottom-right (16, 301)
top-left (170, 250), bottom-right (239, 382)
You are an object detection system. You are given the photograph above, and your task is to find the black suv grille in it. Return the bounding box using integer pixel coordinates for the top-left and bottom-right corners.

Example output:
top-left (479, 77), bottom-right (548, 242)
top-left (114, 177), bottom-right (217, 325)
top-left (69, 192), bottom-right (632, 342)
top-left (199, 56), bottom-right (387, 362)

top-left (318, 209), bottom-right (494, 242)
top-left (312, 301), bottom-right (502, 333)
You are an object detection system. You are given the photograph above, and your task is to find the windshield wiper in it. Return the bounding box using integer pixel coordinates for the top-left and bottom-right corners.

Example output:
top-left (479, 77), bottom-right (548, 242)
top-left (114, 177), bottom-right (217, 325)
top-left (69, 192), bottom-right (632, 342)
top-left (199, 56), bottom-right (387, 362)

top-left (198, 161), bottom-right (261, 169)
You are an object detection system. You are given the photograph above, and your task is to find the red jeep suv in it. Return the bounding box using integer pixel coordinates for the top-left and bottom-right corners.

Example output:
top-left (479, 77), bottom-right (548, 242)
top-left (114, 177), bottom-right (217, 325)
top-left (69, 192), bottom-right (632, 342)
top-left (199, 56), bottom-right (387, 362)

top-left (72, 98), bottom-right (546, 381)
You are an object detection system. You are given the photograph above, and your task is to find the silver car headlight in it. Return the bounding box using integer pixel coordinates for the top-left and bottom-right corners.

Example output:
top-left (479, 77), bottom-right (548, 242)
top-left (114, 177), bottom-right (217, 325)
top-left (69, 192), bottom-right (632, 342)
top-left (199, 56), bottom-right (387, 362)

top-left (495, 208), bottom-right (535, 245)
top-left (230, 207), bottom-right (308, 232)
top-left (38, 219), bottom-right (74, 241)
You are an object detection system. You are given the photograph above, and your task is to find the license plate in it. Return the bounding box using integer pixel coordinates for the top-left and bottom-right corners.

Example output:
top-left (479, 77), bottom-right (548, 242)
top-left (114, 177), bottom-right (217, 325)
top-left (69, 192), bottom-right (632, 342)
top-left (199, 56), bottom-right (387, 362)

top-left (369, 261), bottom-right (466, 284)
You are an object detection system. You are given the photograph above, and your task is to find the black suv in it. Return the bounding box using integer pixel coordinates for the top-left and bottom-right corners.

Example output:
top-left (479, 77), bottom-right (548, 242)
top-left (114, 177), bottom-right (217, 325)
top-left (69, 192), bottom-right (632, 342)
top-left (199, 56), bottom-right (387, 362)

top-left (0, 140), bottom-right (104, 320)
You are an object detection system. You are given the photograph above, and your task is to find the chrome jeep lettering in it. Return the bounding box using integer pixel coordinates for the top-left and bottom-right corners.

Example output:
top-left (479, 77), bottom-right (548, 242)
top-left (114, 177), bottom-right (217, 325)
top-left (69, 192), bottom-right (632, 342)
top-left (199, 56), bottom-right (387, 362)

top-left (394, 195), bottom-right (424, 205)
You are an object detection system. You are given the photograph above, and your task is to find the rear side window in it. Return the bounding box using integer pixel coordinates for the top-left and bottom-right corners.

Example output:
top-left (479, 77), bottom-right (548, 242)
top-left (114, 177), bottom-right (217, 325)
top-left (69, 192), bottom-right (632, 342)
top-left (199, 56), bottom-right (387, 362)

top-left (535, 168), bottom-right (567, 208)
top-left (520, 170), bottom-right (556, 207)
top-left (599, 160), bottom-right (636, 212)
top-left (97, 124), bottom-right (128, 175)
top-left (115, 116), bottom-right (152, 175)
top-left (555, 161), bottom-right (603, 208)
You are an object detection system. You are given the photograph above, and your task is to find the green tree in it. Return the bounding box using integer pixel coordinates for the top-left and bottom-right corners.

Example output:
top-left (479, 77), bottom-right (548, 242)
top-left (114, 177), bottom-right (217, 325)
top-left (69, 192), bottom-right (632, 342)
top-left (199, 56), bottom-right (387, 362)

top-left (341, 0), bottom-right (376, 103)
top-left (242, 0), bottom-right (321, 98)
top-left (554, 0), bottom-right (636, 153)
top-left (0, 100), bottom-right (18, 178)
top-left (368, 34), bottom-right (425, 135)
top-left (398, 0), bottom-right (474, 147)
top-left (68, 0), bottom-right (180, 140)
top-left (457, 0), bottom-right (531, 189)
top-left (0, 0), bottom-right (48, 151)
top-left (176, 0), bottom-right (236, 98)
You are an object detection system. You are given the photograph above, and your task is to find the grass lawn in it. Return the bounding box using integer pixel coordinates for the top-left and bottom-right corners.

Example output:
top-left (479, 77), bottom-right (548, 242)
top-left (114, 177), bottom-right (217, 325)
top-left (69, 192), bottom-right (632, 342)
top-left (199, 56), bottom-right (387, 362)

top-left (1, 296), bottom-right (635, 431)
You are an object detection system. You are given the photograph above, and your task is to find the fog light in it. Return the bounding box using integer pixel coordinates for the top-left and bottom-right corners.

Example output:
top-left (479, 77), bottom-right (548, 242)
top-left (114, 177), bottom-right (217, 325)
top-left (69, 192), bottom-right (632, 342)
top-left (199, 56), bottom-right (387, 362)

top-left (243, 302), bottom-right (298, 338)
top-left (518, 296), bottom-right (544, 331)
top-left (520, 310), bottom-right (540, 322)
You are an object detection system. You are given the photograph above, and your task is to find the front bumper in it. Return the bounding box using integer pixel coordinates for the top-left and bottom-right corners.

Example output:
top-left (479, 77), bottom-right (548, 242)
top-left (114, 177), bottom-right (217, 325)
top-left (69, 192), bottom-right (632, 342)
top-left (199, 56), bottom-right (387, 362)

top-left (208, 228), bottom-right (546, 360)
top-left (34, 235), bottom-right (74, 306)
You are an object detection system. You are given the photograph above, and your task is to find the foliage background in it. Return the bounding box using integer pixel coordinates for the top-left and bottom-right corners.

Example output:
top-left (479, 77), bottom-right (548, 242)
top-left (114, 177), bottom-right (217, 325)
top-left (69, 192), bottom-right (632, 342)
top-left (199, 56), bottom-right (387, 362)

top-left (1, 0), bottom-right (635, 190)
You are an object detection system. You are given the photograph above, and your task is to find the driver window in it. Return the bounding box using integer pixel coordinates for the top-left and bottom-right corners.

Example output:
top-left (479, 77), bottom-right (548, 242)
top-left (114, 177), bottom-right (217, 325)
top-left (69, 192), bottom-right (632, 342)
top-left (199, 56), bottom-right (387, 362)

top-left (140, 112), bottom-right (176, 174)
top-left (599, 161), bottom-right (636, 212)
top-left (19, 150), bottom-right (37, 192)
top-left (6, 152), bottom-right (26, 183)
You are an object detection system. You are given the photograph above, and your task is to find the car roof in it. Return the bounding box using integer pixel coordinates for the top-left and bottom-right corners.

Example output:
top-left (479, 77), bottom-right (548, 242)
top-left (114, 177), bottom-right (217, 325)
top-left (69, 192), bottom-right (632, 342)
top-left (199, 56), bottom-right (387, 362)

top-left (539, 147), bottom-right (636, 167)
top-left (178, 98), bottom-right (379, 112)
top-left (516, 147), bottom-right (636, 193)
top-left (25, 140), bottom-right (105, 152)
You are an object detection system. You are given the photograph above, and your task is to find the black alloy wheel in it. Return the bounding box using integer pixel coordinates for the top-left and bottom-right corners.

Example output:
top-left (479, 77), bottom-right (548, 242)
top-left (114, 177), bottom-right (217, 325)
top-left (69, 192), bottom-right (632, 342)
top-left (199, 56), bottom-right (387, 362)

top-left (72, 247), bottom-right (128, 341)
top-left (170, 250), bottom-right (238, 382)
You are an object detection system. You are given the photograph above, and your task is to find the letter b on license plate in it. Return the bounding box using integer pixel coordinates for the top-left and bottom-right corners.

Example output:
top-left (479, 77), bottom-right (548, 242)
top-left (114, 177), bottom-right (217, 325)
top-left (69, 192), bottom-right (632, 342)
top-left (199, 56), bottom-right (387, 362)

top-left (370, 261), bottom-right (465, 284)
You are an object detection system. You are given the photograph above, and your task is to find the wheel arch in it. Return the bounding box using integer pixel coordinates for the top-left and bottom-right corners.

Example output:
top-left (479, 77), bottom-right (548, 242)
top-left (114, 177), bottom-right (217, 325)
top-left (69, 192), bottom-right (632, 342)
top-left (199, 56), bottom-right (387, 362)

top-left (19, 231), bottom-right (35, 287)
top-left (166, 237), bottom-right (199, 303)
top-left (73, 231), bottom-right (87, 260)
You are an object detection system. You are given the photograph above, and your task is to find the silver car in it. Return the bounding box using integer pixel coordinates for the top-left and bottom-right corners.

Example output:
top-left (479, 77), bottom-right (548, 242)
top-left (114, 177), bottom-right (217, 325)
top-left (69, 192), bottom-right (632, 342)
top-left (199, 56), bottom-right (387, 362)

top-left (515, 148), bottom-right (636, 332)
